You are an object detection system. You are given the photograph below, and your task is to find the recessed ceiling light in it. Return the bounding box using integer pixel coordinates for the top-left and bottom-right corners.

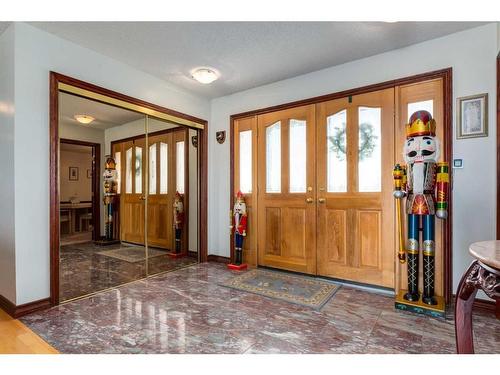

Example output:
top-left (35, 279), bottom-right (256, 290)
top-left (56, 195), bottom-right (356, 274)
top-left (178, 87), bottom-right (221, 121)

top-left (74, 115), bottom-right (95, 124)
top-left (191, 68), bottom-right (219, 84)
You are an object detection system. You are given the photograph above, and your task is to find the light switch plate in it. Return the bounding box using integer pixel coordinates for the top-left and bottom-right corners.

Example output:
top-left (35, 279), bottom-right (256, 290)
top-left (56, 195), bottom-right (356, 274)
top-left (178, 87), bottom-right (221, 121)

top-left (453, 159), bottom-right (463, 169)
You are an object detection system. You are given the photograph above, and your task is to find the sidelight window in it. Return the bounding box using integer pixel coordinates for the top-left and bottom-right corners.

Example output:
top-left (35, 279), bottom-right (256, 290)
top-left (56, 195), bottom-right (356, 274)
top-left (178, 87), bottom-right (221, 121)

top-left (408, 100), bottom-right (433, 120)
top-left (239, 130), bottom-right (252, 194)
top-left (114, 151), bottom-right (121, 194)
top-left (176, 141), bottom-right (185, 194)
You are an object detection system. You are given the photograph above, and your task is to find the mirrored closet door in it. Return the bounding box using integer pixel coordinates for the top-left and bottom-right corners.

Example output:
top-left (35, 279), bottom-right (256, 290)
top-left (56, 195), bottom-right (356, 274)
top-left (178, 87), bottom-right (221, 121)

top-left (58, 90), bottom-right (201, 303)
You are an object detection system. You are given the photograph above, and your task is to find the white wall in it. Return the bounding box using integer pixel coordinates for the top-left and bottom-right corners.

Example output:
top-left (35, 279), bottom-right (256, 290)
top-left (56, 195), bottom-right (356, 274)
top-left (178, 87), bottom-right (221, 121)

top-left (12, 22), bottom-right (210, 305)
top-left (0, 25), bottom-right (17, 304)
top-left (209, 23), bottom-right (498, 297)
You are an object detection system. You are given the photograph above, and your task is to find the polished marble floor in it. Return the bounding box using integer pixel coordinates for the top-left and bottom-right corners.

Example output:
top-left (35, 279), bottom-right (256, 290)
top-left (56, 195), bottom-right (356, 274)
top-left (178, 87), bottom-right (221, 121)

top-left (23, 263), bottom-right (499, 354)
top-left (60, 241), bottom-right (197, 302)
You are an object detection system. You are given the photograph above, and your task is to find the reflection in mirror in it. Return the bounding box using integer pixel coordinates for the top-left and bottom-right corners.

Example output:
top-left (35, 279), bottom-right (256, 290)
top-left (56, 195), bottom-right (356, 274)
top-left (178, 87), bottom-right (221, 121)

top-left (58, 91), bottom-right (200, 303)
top-left (145, 118), bottom-right (199, 276)
top-left (58, 91), bottom-right (147, 302)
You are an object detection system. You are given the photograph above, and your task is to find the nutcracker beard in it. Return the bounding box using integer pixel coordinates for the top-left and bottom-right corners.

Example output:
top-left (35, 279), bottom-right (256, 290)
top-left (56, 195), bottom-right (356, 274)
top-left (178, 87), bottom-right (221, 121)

top-left (403, 134), bottom-right (440, 306)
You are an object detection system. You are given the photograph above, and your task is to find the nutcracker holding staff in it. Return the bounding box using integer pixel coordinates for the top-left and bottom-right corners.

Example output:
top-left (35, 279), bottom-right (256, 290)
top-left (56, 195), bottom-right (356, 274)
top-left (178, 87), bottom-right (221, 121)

top-left (229, 191), bottom-right (248, 270)
top-left (393, 110), bottom-right (449, 306)
top-left (103, 155), bottom-right (118, 241)
top-left (173, 191), bottom-right (184, 254)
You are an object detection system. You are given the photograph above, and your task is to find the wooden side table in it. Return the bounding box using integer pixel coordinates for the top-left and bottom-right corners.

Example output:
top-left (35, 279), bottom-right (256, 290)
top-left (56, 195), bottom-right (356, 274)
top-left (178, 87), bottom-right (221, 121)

top-left (455, 241), bottom-right (500, 354)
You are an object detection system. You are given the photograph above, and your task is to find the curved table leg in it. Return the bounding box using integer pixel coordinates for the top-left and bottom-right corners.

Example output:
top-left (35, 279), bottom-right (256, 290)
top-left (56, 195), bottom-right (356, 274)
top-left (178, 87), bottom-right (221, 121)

top-left (455, 261), bottom-right (479, 354)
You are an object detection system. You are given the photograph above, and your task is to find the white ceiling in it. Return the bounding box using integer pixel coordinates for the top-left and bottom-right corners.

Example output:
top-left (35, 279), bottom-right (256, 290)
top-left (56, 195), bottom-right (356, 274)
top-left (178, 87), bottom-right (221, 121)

top-left (30, 22), bottom-right (486, 98)
top-left (60, 92), bottom-right (143, 130)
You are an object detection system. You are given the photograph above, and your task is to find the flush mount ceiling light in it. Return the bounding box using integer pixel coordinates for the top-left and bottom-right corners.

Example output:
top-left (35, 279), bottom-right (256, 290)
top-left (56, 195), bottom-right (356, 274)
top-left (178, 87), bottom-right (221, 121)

top-left (191, 68), bottom-right (219, 84)
top-left (74, 114), bottom-right (95, 124)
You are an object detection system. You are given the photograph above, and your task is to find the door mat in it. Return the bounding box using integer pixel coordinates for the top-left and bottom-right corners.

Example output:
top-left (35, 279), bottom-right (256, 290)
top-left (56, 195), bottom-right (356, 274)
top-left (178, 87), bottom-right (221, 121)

top-left (221, 268), bottom-right (340, 309)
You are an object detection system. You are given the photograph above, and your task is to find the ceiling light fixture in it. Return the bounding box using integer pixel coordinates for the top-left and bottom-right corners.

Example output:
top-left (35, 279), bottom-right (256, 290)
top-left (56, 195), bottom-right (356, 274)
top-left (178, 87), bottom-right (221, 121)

top-left (74, 115), bottom-right (95, 124)
top-left (191, 68), bottom-right (219, 84)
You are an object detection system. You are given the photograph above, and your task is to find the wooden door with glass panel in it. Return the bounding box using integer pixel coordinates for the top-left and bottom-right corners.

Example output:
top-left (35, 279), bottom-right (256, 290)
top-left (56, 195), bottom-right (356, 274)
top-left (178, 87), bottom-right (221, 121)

top-left (147, 131), bottom-right (174, 249)
top-left (233, 116), bottom-right (258, 266)
top-left (316, 88), bottom-right (395, 287)
top-left (147, 128), bottom-right (188, 251)
top-left (118, 138), bottom-right (146, 245)
top-left (257, 105), bottom-right (317, 274)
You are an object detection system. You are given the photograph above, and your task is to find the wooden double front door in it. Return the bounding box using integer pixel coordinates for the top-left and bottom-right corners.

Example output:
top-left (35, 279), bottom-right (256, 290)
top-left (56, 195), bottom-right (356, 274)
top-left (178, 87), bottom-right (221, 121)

top-left (234, 78), bottom-right (446, 289)
top-left (255, 88), bottom-right (395, 286)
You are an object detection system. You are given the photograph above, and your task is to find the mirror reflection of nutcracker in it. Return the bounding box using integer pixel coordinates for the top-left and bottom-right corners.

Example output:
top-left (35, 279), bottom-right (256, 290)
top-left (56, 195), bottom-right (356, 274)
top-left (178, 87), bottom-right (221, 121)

top-left (230, 191), bottom-right (247, 266)
top-left (173, 191), bottom-right (184, 254)
top-left (103, 155), bottom-right (118, 241)
top-left (393, 110), bottom-right (449, 306)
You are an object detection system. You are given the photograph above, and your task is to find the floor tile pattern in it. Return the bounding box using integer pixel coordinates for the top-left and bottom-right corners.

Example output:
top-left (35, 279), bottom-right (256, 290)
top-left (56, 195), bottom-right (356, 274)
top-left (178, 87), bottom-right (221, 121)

top-left (60, 241), bottom-right (197, 302)
top-left (23, 263), bottom-right (500, 354)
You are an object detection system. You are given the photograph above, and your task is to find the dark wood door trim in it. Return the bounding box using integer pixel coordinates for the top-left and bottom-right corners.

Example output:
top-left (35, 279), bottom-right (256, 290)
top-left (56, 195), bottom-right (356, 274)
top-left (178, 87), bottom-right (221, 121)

top-left (50, 72), bottom-right (208, 306)
top-left (229, 67), bottom-right (453, 303)
top-left (496, 55), bottom-right (500, 239)
top-left (109, 126), bottom-right (185, 151)
top-left (60, 138), bottom-right (101, 243)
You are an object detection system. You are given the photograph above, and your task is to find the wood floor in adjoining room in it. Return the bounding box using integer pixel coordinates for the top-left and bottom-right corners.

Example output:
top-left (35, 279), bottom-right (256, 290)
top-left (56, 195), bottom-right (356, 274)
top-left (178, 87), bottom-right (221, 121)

top-left (0, 309), bottom-right (58, 354)
top-left (18, 263), bottom-right (500, 354)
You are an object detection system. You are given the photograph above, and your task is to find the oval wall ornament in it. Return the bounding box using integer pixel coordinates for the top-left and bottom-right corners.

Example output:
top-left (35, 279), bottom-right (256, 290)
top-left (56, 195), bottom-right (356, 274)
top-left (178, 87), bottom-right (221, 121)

top-left (216, 131), bottom-right (226, 144)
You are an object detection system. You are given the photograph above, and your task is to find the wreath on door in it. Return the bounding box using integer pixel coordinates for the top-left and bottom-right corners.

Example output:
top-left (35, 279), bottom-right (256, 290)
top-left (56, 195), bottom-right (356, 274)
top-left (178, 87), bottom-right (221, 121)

top-left (328, 122), bottom-right (377, 161)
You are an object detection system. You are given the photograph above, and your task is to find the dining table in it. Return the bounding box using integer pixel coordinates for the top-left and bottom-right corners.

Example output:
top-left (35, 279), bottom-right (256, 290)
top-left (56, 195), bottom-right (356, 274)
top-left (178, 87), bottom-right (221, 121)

top-left (60, 201), bottom-right (92, 234)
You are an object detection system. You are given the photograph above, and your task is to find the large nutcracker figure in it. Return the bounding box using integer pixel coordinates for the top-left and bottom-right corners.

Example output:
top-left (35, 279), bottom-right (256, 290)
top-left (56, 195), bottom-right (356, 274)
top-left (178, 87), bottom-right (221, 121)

top-left (103, 155), bottom-right (118, 241)
top-left (172, 191), bottom-right (185, 254)
top-left (393, 110), bottom-right (449, 308)
top-left (228, 191), bottom-right (248, 270)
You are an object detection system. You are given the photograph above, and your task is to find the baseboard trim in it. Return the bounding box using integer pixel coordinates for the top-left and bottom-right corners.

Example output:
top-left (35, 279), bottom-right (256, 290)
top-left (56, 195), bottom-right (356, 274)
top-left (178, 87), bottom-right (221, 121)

top-left (0, 294), bottom-right (16, 317)
top-left (472, 298), bottom-right (497, 315)
top-left (207, 255), bottom-right (231, 264)
top-left (0, 294), bottom-right (52, 319)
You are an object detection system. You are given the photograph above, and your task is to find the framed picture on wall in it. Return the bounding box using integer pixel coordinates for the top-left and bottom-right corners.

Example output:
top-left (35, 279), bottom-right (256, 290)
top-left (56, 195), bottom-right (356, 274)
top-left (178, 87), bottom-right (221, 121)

top-left (456, 93), bottom-right (488, 139)
top-left (69, 166), bottom-right (79, 181)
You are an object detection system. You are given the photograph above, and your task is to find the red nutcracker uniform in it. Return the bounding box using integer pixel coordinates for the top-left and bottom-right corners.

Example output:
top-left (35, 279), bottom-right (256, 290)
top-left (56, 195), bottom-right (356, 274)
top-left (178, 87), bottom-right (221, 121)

top-left (173, 191), bottom-right (184, 254)
top-left (393, 110), bottom-right (449, 306)
top-left (230, 191), bottom-right (247, 265)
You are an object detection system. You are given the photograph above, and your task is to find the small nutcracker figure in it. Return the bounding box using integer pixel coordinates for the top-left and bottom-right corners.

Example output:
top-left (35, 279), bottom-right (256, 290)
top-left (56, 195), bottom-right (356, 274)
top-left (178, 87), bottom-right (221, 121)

top-left (393, 110), bottom-right (449, 310)
top-left (173, 191), bottom-right (184, 254)
top-left (103, 155), bottom-right (118, 241)
top-left (228, 191), bottom-right (248, 270)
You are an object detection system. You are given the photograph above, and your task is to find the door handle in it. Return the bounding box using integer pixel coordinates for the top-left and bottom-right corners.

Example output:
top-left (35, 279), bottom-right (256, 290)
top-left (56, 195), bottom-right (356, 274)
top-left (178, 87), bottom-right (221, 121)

top-left (139, 196), bottom-right (146, 201)
top-left (318, 198), bottom-right (326, 204)
top-left (306, 198), bottom-right (314, 204)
